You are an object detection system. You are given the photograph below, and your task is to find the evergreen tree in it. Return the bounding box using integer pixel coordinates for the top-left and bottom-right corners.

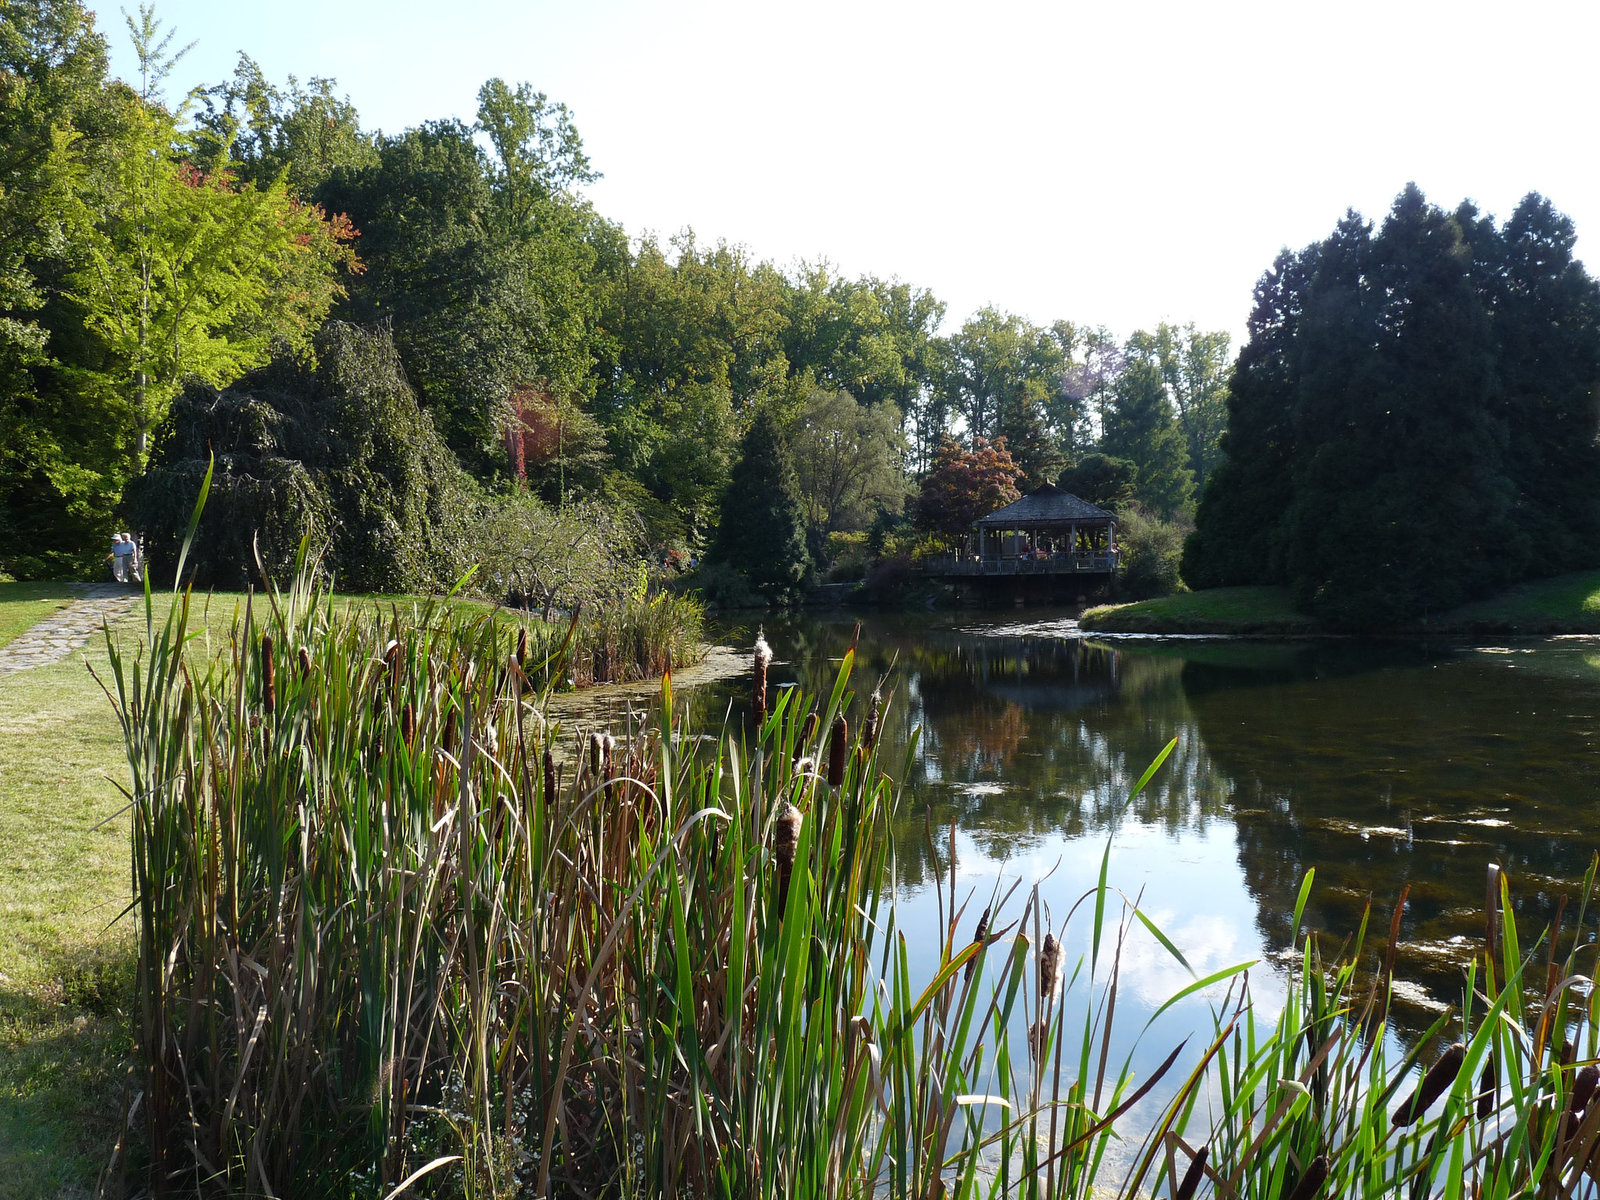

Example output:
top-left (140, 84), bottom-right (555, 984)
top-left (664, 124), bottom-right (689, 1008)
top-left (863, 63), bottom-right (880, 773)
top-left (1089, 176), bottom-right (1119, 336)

top-left (1187, 185), bottom-right (1600, 627)
top-left (707, 407), bottom-right (810, 604)
top-left (1100, 357), bottom-right (1193, 518)
top-left (1181, 249), bottom-right (1309, 588)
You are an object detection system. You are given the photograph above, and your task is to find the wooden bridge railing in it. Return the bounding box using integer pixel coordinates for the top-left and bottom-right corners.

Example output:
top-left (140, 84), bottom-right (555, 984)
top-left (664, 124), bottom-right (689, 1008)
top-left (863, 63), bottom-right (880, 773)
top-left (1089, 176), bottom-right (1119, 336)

top-left (921, 552), bottom-right (1119, 577)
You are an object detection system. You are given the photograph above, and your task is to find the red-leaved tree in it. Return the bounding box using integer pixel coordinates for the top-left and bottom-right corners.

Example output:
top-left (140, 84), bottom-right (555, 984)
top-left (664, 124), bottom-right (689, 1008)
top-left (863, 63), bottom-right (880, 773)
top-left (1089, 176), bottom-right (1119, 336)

top-left (915, 436), bottom-right (1023, 540)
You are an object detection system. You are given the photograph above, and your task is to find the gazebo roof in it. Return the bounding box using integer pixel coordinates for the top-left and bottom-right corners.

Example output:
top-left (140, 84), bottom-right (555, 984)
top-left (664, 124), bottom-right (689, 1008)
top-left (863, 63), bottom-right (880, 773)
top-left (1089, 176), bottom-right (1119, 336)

top-left (974, 482), bottom-right (1115, 528)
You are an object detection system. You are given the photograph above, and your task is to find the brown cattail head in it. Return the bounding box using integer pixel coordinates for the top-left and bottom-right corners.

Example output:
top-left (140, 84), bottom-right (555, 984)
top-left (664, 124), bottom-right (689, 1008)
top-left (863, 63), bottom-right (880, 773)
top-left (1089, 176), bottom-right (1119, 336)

top-left (862, 689), bottom-right (882, 753)
top-left (1394, 1042), bottom-right (1466, 1126)
top-left (543, 747), bottom-right (557, 805)
top-left (589, 731), bottom-right (605, 779)
top-left (800, 710), bottom-right (819, 745)
top-left (1039, 932), bottom-right (1063, 1004)
top-left (297, 644), bottom-right (312, 679)
top-left (1571, 1063), bottom-right (1599, 1117)
top-left (773, 799), bottom-right (802, 915)
top-left (516, 625), bottom-right (528, 667)
top-left (442, 711), bottom-right (458, 756)
top-left (261, 634), bottom-right (276, 716)
top-left (1477, 1057), bottom-right (1497, 1120)
top-left (385, 639), bottom-right (401, 695)
top-left (1174, 1146), bottom-right (1208, 1200)
top-left (827, 715), bottom-right (849, 787)
top-left (1283, 1155), bottom-right (1328, 1200)
top-left (752, 634), bottom-right (772, 727)
top-left (400, 702), bottom-right (416, 748)
top-left (964, 906), bottom-right (991, 982)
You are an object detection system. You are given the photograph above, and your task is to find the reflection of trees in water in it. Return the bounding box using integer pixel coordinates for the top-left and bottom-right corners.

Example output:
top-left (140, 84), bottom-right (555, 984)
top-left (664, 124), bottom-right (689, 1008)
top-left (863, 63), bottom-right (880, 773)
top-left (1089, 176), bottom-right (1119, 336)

top-left (699, 616), bottom-right (1238, 887)
top-left (1183, 644), bottom-right (1600, 1041)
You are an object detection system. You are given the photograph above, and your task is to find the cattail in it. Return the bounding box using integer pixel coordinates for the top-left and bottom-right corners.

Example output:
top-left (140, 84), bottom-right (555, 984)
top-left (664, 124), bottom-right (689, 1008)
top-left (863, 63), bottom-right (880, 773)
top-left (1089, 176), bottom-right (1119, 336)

top-left (543, 747), bottom-right (557, 804)
top-left (1283, 1155), bottom-right (1328, 1200)
top-left (260, 634), bottom-right (275, 716)
top-left (385, 639), bottom-right (401, 695)
top-left (862, 689), bottom-right (881, 752)
top-left (800, 710), bottom-right (819, 744)
top-left (827, 715), bottom-right (849, 787)
top-left (1039, 932), bottom-right (1063, 1003)
top-left (1477, 1057), bottom-right (1497, 1120)
top-left (964, 906), bottom-right (990, 982)
top-left (516, 625), bottom-right (528, 667)
top-left (773, 799), bottom-right (802, 915)
top-left (297, 644), bottom-right (312, 678)
top-left (752, 634), bottom-right (772, 727)
top-left (442, 711), bottom-right (457, 757)
top-left (793, 755), bottom-right (816, 780)
top-left (1393, 1042), bottom-right (1465, 1126)
top-left (589, 731), bottom-right (605, 780)
top-left (1174, 1145), bottom-right (1208, 1200)
top-left (1572, 1063), bottom-right (1598, 1117)
top-left (400, 702), bottom-right (415, 748)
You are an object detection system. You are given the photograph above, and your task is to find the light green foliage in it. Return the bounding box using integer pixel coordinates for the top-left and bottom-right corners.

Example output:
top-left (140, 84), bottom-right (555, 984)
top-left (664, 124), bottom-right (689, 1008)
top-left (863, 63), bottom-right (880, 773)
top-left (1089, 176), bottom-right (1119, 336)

top-left (933, 308), bottom-right (1069, 487)
top-left (786, 387), bottom-right (908, 537)
top-left (1127, 322), bottom-right (1231, 485)
top-left (471, 490), bottom-right (652, 612)
top-left (71, 88), bottom-right (356, 467)
top-left (193, 54), bottom-right (377, 195)
top-left (1109, 501), bottom-right (1189, 599)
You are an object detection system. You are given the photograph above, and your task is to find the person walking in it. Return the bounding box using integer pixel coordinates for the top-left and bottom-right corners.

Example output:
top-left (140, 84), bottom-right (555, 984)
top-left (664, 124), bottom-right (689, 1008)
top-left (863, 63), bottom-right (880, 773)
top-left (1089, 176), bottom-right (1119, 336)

top-left (107, 534), bottom-right (126, 582)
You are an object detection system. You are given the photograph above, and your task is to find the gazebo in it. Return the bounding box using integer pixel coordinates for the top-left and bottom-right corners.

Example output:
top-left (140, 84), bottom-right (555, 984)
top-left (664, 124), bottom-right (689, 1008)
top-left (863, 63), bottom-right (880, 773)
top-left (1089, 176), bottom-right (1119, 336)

top-left (963, 483), bottom-right (1118, 574)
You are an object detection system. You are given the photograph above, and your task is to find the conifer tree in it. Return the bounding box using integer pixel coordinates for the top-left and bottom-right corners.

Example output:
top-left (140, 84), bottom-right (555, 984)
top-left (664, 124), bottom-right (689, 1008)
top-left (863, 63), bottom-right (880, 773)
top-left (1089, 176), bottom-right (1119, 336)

top-left (707, 407), bottom-right (810, 604)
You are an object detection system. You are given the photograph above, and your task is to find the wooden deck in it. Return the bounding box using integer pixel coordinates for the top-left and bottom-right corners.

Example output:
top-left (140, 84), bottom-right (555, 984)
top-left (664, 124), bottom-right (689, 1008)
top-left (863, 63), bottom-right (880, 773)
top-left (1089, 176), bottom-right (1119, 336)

top-left (923, 552), bottom-right (1119, 578)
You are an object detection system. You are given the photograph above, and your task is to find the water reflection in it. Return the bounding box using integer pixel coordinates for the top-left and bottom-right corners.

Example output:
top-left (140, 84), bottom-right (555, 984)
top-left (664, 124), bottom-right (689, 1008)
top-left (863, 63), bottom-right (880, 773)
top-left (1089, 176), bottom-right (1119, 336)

top-left (697, 614), bottom-right (1600, 1044)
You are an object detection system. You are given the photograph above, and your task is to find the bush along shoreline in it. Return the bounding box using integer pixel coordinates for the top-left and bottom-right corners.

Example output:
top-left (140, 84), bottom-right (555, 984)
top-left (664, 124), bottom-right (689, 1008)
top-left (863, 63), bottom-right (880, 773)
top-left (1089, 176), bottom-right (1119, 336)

top-left (102, 566), bottom-right (1600, 1197)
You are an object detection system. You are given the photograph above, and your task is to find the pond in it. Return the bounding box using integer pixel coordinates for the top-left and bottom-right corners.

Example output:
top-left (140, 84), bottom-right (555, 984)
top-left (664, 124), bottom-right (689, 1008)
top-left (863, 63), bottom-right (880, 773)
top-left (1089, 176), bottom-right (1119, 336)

top-left (678, 609), bottom-right (1600, 1055)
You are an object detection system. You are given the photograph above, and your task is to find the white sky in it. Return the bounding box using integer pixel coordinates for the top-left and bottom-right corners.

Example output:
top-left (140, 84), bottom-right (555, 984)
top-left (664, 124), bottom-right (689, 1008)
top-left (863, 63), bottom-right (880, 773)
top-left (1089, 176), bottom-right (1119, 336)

top-left (90, 0), bottom-right (1600, 346)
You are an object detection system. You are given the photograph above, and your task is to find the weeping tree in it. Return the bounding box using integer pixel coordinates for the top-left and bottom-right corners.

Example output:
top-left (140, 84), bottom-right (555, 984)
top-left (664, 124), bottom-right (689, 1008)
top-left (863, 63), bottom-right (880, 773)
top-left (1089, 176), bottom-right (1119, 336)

top-left (129, 322), bottom-right (475, 591)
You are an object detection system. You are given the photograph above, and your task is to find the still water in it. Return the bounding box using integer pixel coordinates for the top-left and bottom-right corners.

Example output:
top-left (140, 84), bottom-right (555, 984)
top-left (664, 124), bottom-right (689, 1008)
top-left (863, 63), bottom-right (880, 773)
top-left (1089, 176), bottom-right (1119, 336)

top-left (687, 609), bottom-right (1600, 1049)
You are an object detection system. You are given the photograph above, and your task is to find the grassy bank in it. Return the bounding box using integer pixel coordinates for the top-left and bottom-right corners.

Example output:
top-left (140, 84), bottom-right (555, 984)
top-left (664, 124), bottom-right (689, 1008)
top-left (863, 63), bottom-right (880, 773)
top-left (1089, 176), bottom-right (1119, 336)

top-left (1083, 571), bottom-right (1600, 635)
top-left (1081, 586), bottom-right (1317, 635)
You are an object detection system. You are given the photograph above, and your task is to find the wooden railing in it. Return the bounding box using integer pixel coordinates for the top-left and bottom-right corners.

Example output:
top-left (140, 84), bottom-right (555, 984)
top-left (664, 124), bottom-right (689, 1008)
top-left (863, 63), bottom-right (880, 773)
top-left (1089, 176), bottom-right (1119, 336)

top-left (922, 552), bottom-right (1119, 576)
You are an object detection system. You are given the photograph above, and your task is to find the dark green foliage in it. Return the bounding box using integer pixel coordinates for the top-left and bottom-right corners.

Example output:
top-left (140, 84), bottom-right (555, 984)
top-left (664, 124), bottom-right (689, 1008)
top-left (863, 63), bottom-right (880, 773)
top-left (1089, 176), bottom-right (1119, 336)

top-left (1187, 186), bottom-right (1600, 627)
top-left (320, 118), bottom-right (598, 475)
top-left (129, 323), bottom-right (474, 591)
top-left (707, 407), bottom-right (810, 604)
top-left (1057, 453), bottom-right (1135, 510)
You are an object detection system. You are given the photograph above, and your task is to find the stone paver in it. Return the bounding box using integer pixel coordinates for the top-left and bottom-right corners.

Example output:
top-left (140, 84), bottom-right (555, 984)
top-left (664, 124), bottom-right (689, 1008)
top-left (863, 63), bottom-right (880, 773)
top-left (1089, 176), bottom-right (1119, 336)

top-left (0, 583), bottom-right (137, 675)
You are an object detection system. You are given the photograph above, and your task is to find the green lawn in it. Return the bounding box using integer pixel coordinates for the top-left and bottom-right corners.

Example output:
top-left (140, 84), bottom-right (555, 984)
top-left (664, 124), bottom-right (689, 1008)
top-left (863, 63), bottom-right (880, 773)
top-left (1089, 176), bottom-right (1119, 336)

top-left (1080, 586), bottom-right (1317, 634)
top-left (0, 611), bottom-right (138, 1197)
top-left (0, 583), bottom-right (80, 650)
top-left (1435, 569), bottom-right (1600, 633)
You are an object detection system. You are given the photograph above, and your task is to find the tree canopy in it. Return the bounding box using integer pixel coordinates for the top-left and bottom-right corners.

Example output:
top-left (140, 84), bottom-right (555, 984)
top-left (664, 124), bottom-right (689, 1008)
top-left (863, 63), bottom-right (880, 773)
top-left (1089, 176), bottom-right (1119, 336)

top-left (1185, 185), bottom-right (1600, 627)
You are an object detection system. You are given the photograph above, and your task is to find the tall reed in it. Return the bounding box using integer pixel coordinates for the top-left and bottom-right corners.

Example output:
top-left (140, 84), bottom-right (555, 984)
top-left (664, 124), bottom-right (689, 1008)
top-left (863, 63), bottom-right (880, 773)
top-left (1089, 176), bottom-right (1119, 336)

top-left (103, 555), bottom-right (1600, 1198)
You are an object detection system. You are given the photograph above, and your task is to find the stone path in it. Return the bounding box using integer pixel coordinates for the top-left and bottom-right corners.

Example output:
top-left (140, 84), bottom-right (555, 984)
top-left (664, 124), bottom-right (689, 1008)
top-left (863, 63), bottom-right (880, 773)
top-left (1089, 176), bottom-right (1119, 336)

top-left (0, 584), bottom-right (138, 675)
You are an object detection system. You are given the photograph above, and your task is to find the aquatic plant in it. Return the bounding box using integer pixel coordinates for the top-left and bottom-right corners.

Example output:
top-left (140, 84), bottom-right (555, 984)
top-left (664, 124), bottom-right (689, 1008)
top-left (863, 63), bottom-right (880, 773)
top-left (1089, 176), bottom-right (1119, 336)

top-left (99, 530), bottom-right (1600, 1197)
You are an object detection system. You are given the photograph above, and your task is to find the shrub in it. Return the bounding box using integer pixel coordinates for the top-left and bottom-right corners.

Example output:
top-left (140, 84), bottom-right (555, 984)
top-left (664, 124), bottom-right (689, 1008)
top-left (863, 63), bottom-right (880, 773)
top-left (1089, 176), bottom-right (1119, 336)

top-left (1116, 501), bottom-right (1189, 599)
